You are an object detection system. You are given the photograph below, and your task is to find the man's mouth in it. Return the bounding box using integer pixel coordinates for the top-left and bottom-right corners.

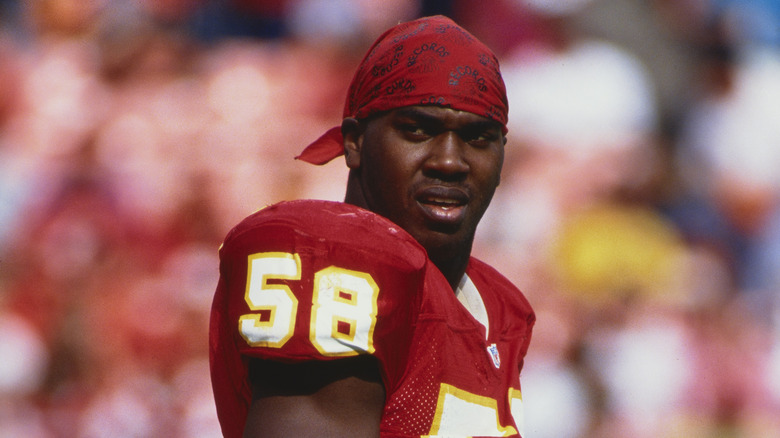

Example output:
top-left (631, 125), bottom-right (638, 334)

top-left (423, 197), bottom-right (462, 210)
top-left (416, 187), bottom-right (469, 227)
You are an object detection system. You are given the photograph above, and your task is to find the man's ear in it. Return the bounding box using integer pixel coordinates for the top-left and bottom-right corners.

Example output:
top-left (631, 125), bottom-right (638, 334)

top-left (342, 117), bottom-right (362, 169)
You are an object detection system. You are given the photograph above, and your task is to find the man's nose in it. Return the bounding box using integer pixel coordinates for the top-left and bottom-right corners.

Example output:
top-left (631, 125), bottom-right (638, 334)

top-left (423, 132), bottom-right (469, 177)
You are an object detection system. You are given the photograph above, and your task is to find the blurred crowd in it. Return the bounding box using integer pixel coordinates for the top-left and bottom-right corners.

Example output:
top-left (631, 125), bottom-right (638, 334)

top-left (0, 0), bottom-right (779, 437)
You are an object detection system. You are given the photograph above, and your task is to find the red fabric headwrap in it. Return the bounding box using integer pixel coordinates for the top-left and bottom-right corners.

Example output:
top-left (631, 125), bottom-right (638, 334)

top-left (296, 15), bottom-right (509, 165)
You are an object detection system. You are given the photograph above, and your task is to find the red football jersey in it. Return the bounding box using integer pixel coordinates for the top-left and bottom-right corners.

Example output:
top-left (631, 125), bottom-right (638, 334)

top-left (209, 200), bottom-right (535, 437)
top-left (382, 257), bottom-right (535, 437)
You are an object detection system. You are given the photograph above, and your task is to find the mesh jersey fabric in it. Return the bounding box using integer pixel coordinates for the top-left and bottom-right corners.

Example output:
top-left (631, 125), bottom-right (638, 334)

top-left (382, 256), bottom-right (535, 437)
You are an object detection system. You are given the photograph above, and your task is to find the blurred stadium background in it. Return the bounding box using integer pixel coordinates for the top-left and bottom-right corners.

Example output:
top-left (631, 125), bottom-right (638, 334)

top-left (1, 0), bottom-right (779, 436)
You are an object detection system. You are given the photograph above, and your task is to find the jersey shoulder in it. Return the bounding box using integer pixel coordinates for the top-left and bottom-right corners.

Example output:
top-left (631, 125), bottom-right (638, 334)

top-left (211, 200), bottom-right (428, 438)
top-left (222, 200), bottom-right (427, 270)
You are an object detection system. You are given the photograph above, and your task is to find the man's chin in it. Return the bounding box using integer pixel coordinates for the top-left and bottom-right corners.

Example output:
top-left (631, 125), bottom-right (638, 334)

top-left (426, 224), bottom-right (463, 240)
top-left (416, 225), bottom-right (473, 252)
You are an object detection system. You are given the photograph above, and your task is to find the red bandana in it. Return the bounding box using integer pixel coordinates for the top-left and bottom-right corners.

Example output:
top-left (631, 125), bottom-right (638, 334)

top-left (296, 15), bottom-right (509, 165)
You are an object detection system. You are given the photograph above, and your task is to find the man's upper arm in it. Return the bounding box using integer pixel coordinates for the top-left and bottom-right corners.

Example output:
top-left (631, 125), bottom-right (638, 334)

top-left (243, 356), bottom-right (385, 437)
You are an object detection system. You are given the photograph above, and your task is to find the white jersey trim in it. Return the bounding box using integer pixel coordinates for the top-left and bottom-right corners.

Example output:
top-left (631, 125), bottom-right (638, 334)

top-left (455, 274), bottom-right (489, 339)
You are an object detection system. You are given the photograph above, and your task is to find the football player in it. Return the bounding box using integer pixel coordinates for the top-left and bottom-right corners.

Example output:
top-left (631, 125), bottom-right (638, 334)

top-left (210, 15), bottom-right (535, 437)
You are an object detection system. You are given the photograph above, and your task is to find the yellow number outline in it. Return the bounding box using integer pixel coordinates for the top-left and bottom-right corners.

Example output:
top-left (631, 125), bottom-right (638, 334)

top-left (239, 252), bottom-right (301, 348)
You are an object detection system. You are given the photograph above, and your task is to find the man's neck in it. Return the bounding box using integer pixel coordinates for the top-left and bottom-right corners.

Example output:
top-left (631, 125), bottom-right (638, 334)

top-left (428, 248), bottom-right (471, 291)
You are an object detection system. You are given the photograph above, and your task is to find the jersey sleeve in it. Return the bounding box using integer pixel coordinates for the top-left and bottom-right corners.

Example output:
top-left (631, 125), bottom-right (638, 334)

top-left (209, 200), bottom-right (428, 438)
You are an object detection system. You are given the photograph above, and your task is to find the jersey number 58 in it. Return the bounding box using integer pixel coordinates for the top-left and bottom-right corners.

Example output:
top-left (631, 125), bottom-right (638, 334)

top-left (238, 252), bottom-right (379, 356)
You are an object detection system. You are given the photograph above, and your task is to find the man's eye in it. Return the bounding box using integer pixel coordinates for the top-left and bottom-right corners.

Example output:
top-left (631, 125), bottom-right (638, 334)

top-left (400, 124), bottom-right (428, 138)
top-left (464, 130), bottom-right (499, 146)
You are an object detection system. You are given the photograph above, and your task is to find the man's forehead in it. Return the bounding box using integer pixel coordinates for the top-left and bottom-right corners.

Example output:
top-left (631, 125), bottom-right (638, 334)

top-left (391, 106), bottom-right (504, 127)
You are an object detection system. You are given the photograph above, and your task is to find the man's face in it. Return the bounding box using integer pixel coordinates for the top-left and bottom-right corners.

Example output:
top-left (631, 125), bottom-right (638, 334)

top-left (345, 105), bottom-right (505, 255)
